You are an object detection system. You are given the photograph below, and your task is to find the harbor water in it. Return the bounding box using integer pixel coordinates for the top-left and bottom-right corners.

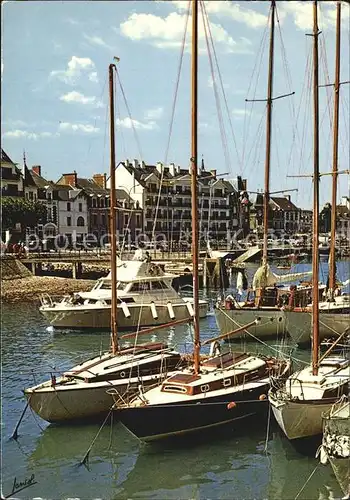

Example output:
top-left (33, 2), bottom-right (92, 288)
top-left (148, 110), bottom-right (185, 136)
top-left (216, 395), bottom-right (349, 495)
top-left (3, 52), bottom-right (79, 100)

top-left (2, 260), bottom-right (349, 499)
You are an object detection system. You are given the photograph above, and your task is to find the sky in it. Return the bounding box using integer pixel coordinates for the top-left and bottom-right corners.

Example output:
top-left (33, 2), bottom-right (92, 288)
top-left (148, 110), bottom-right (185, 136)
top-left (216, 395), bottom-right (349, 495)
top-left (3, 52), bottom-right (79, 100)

top-left (1, 0), bottom-right (349, 210)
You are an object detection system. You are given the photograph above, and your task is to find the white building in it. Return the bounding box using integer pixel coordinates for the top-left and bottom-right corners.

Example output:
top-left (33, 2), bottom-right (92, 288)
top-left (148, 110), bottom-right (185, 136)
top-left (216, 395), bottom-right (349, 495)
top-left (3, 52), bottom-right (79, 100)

top-left (112, 159), bottom-right (235, 246)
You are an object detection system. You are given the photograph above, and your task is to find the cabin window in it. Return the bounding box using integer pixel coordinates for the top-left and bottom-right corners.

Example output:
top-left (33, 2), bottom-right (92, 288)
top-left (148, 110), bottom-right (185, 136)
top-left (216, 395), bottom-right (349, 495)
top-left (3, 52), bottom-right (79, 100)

top-left (163, 385), bottom-right (187, 394)
top-left (117, 281), bottom-right (128, 290)
top-left (200, 384), bottom-right (210, 393)
top-left (151, 281), bottom-right (167, 290)
top-left (223, 379), bottom-right (231, 387)
top-left (100, 282), bottom-right (112, 290)
top-left (130, 282), bottom-right (151, 292)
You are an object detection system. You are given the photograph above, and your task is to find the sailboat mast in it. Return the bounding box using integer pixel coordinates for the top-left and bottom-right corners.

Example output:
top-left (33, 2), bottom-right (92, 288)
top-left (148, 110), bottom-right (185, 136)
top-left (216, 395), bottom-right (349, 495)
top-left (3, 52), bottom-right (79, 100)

top-left (262, 0), bottom-right (276, 266)
top-left (312, 0), bottom-right (320, 376)
top-left (328, 1), bottom-right (341, 295)
top-left (109, 63), bottom-right (119, 355)
top-left (191, 0), bottom-right (200, 375)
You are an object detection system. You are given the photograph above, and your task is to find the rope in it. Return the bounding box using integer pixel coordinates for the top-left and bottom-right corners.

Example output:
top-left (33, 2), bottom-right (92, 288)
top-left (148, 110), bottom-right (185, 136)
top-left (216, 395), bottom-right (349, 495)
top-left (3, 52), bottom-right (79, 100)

top-left (200, 0), bottom-right (242, 174)
top-left (200, 1), bottom-right (231, 173)
top-left (80, 408), bottom-right (113, 467)
top-left (294, 463), bottom-right (320, 500)
top-left (217, 307), bottom-right (307, 365)
top-left (151, 1), bottom-right (190, 244)
top-left (115, 67), bottom-right (143, 160)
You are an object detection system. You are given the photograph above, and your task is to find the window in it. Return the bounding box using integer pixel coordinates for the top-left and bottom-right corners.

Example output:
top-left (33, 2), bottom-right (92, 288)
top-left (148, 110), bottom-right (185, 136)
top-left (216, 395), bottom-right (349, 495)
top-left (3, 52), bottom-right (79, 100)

top-left (29, 191), bottom-right (33, 201)
top-left (47, 192), bottom-right (52, 201)
top-left (100, 198), bottom-right (105, 208)
top-left (79, 203), bottom-right (82, 212)
top-left (124, 214), bottom-right (128, 227)
top-left (92, 198), bottom-right (97, 208)
top-left (136, 214), bottom-right (141, 228)
top-left (67, 202), bottom-right (71, 212)
top-left (151, 281), bottom-right (166, 290)
top-left (77, 216), bottom-right (85, 227)
top-left (130, 282), bottom-right (151, 292)
top-left (67, 217), bottom-right (72, 226)
top-left (101, 214), bottom-right (106, 226)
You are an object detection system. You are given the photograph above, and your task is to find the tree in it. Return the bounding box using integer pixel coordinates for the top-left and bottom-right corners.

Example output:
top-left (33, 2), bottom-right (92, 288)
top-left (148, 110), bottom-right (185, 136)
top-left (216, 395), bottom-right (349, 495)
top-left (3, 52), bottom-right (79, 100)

top-left (1, 197), bottom-right (47, 232)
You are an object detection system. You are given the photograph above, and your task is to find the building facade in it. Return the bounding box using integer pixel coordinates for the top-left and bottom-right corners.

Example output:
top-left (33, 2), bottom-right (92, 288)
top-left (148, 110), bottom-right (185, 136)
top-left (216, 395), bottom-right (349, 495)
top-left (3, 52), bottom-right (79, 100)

top-left (113, 159), bottom-right (240, 247)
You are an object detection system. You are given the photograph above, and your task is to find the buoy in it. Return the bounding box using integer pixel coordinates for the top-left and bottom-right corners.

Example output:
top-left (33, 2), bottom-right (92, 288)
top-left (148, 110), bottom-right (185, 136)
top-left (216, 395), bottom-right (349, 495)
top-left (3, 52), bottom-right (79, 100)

top-left (167, 302), bottom-right (175, 320)
top-left (227, 401), bottom-right (236, 410)
top-left (186, 301), bottom-right (194, 317)
top-left (121, 302), bottom-right (131, 318)
top-left (259, 394), bottom-right (267, 400)
top-left (150, 302), bottom-right (158, 319)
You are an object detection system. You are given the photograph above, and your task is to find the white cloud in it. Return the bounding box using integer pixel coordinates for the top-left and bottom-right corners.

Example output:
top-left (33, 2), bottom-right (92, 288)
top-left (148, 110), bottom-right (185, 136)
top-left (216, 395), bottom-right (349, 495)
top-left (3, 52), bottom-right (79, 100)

top-left (208, 76), bottom-right (229, 89)
top-left (120, 12), bottom-right (252, 54)
top-left (60, 91), bottom-right (103, 107)
top-left (279, 1), bottom-right (349, 31)
top-left (83, 33), bottom-right (111, 49)
top-left (144, 107), bottom-right (163, 120)
top-left (88, 72), bottom-right (99, 83)
top-left (59, 122), bottom-right (100, 133)
top-left (50, 56), bottom-right (97, 85)
top-left (117, 117), bottom-right (157, 131)
top-left (170, 0), bottom-right (268, 29)
top-left (3, 130), bottom-right (58, 140)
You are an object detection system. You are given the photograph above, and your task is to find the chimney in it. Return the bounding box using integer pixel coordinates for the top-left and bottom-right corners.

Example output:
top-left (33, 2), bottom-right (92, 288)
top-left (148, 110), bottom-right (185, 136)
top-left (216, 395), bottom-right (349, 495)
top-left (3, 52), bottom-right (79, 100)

top-left (32, 165), bottom-right (41, 176)
top-left (133, 159), bottom-right (139, 169)
top-left (242, 179), bottom-right (247, 191)
top-left (210, 169), bottom-right (217, 178)
top-left (156, 161), bottom-right (163, 174)
top-left (61, 172), bottom-right (77, 187)
top-left (93, 173), bottom-right (106, 189)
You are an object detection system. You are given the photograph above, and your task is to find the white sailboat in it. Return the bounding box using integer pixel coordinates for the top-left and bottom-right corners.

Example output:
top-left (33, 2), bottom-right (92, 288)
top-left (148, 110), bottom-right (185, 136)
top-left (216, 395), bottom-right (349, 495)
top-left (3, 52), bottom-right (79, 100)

top-left (268, 1), bottom-right (350, 442)
top-left (285, 0), bottom-right (349, 346)
top-left (114, 0), bottom-right (292, 442)
top-left (214, 2), bottom-right (313, 341)
top-left (24, 64), bottom-right (189, 424)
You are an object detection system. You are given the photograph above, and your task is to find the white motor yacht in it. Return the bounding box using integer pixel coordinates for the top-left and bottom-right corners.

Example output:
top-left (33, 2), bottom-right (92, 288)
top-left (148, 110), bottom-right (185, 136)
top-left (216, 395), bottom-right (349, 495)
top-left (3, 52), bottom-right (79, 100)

top-left (39, 256), bottom-right (208, 330)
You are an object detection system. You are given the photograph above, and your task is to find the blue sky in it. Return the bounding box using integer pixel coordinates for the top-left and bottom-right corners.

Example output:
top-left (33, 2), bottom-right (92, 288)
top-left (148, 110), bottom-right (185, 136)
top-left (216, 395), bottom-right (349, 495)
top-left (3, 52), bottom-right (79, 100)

top-left (2, 1), bottom-right (349, 209)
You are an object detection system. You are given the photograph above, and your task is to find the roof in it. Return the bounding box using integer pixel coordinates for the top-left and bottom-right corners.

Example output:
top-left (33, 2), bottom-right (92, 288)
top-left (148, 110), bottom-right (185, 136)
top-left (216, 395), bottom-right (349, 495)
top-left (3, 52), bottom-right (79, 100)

top-left (270, 197), bottom-right (299, 211)
top-left (1, 149), bottom-right (16, 164)
top-left (76, 177), bottom-right (109, 196)
top-left (30, 170), bottom-right (53, 189)
top-left (23, 165), bottom-right (37, 187)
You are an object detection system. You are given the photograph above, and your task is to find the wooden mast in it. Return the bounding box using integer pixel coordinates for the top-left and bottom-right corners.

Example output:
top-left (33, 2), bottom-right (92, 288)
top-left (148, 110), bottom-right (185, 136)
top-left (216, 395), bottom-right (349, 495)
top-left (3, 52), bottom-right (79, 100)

top-left (328, 1), bottom-right (341, 296)
top-left (262, 0), bottom-right (276, 268)
top-left (191, 0), bottom-right (200, 375)
top-left (109, 63), bottom-right (119, 355)
top-left (311, 0), bottom-right (320, 376)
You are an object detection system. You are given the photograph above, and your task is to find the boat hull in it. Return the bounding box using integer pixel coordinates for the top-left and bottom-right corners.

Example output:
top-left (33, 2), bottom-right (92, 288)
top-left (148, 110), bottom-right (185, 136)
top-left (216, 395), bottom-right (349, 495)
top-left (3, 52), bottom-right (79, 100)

top-left (269, 394), bottom-right (335, 440)
top-left (118, 383), bottom-right (270, 442)
top-left (328, 458), bottom-right (350, 498)
top-left (214, 307), bottom-right (286, 340)
top-left (25, 375), bottom-right (164, 423)
top-left (40, 300), bottom-right (208, 330)
top-left (285, 310), bottom-right (349, 345)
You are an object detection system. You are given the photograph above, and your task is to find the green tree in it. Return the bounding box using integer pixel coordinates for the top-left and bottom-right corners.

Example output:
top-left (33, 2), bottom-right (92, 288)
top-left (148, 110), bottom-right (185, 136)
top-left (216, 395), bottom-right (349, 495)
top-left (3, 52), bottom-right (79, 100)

top-left (1, 197), bottom-right (47, 231)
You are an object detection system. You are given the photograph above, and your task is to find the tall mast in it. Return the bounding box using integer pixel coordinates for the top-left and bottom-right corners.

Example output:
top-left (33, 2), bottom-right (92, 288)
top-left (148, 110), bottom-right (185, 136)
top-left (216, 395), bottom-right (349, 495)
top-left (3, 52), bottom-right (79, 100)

top-left (191, 0), bottom-right (200, 375)
top-left (328, 1), bottom-right (341, 295)
top-left (262, 0), bottom-right (276, 267)
top-left (109, 63), bottom-right (119, 355)
top-left (312, 0), bottom-right (320, 376)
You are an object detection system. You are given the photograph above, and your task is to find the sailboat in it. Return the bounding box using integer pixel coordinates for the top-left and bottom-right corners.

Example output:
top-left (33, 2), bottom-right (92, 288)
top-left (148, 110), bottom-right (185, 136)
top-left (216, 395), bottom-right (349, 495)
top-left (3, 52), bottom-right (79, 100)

top-left (23, 64), bottom-right (189, 424)
top-left (113, 0), bottom-right (291, 442)
top-left (285, 0), bottom-right (350, 345)
top-left (214, 0), bottom-right (313, 341)
top-left (268, 1), bottom-right (350, 442)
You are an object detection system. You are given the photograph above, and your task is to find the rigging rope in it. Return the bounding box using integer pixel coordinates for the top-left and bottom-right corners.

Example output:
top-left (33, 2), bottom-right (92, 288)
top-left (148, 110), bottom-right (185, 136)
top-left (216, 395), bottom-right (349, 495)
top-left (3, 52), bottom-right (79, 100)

top-left (201, 0), bottom-right (242, 174)
top-left (115, 67), bottom-right (143, 161)
top-left (151, 1), bottom-right (190, 245)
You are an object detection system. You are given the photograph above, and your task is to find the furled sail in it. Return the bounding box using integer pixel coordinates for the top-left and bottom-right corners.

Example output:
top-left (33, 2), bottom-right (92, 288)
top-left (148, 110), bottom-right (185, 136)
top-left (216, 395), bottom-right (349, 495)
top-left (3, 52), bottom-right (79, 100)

top-left (252, 263), bottom-right (312, 290)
